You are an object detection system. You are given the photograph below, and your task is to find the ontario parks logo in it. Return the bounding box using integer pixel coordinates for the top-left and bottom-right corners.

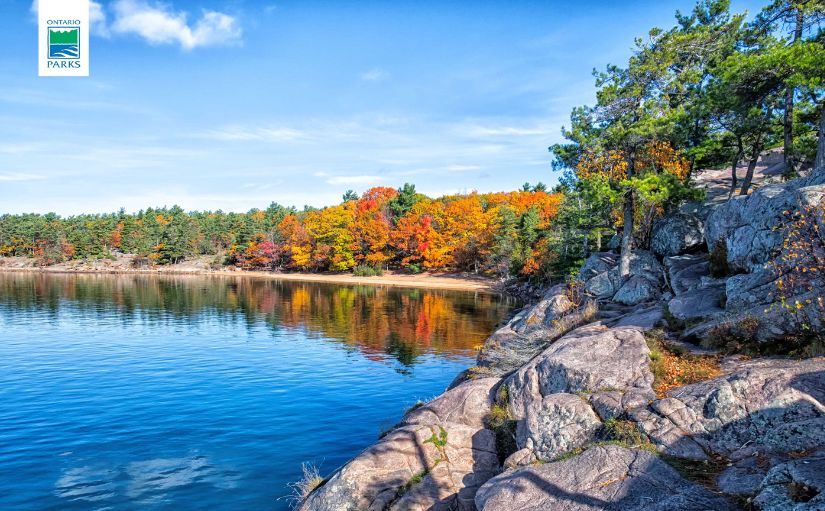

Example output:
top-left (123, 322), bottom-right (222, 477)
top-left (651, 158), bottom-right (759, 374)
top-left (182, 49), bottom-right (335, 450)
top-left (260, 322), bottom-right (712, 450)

top-left (38, 0), bottom-right (89, 77)
top-left (48, 26), bottom-right (80, 60)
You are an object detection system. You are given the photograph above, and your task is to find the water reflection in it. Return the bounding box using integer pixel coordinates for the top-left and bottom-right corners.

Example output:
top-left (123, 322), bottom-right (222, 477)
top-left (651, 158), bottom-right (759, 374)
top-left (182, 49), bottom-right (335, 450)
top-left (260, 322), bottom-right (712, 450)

top-left (0, 273), bottom-right (516, 369)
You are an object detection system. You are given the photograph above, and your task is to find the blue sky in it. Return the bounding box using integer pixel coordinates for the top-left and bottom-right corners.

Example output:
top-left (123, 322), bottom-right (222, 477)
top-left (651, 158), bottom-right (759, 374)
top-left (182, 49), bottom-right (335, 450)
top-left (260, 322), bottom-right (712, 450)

top-left (2, 0), bottom-right (764, 215)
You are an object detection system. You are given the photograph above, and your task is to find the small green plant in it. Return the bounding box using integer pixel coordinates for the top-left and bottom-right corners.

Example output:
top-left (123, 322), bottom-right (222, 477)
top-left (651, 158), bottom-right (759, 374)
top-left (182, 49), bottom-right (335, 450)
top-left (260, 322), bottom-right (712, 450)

top-left (396, 469), bottom-right (428, 497)
top-left (424, 426), bottom-right (450, 465)
top-left (352, 264), bottom-right (384, 277)
top-left (424, 425), bottom-right (448, 449)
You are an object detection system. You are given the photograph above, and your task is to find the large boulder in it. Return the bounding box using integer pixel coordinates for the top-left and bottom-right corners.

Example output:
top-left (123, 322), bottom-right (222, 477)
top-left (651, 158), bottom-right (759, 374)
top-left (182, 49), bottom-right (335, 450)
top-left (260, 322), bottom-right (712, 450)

top-left (651, 213), bottom-right (705, 257)
top-left (632, 358), bottom-right (825, 462)
top-left (579, 252), bottom-right (618, 280)
top-left (507, 323), bottom-right (654, 422)
top-left (475, 285), bottom-right (595, 377)
top-left (474, 445), bottom-right (736, 511)
top-left (581, 250), bottom-right (664, 304)
top-left (665, 254), bottom-right (712, 295)
top-left (667, 282), bottom-right (725, 321)
top-left (299, 423), bottom-right (499, 511)
top-left (518, 393), bottom-right (601, 461)
top-left (613, 274), bottom-right (661, 305)
top-left (704, 166), bottom-right (825, 273)
top-left (402, 378), bottom-right (499, 430)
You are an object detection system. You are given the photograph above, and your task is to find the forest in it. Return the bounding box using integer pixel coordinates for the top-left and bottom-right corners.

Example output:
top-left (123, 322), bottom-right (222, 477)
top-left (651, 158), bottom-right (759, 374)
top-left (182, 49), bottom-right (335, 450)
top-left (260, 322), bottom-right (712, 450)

top-left (1, 0), bottom-right (824, 284)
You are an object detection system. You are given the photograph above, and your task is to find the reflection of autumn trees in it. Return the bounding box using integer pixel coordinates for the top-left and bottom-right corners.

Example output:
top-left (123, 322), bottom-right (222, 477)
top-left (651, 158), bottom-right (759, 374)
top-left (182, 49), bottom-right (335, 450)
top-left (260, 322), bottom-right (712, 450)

top-left (0, 274), bottom-right (515, 368)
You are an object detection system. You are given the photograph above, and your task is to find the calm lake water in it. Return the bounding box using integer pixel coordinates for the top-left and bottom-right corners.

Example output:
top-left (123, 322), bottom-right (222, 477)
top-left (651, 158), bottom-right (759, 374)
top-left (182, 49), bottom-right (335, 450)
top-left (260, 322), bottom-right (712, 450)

top-left (0, 272), bottom-right (515, 510)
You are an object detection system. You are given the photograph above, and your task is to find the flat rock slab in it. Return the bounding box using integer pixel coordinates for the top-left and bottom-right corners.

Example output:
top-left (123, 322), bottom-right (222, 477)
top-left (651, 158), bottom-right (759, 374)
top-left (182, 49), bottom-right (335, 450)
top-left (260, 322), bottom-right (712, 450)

top-left (635, 357), bottom-right (825, 460)
top-left (474, 445), bottom-right (736, 511)
top-left (299, 423), bottom-right (499, 511)
top-left (754, 450), bottom-right (825, 510)
top-left (667, 283), bottom-right (725, 321)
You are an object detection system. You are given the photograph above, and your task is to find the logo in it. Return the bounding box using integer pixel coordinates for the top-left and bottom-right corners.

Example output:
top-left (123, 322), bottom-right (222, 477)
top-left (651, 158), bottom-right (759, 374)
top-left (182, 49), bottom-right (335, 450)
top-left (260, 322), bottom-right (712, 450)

top-left (48, 27), bottom-right (80, 59)
top-left (38, 0), bottom-right (89, 77)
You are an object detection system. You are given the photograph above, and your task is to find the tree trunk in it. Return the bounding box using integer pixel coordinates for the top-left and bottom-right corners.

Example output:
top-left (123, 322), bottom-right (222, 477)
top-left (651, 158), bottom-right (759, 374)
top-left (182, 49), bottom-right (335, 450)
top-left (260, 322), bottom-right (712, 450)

top-left (740, 145), bottom-right (762, 196)
top-left (619, 193), bottom-right (634, 277)
top-left (619, 155), bottom-right (635, 278)
top-left (783, 85), bottom-right (795, 176)
top-left (783, 9), bottom-right (804, 177)
top-left (729, 143), bottom-right (743, 198)
top-left (817, 101), bottom-right (825, 171)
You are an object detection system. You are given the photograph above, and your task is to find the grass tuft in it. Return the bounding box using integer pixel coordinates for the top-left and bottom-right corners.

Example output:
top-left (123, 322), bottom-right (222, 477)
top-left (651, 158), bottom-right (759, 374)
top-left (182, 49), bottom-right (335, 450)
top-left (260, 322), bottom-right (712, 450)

top-left (289, 462), bottom-right (325, 505)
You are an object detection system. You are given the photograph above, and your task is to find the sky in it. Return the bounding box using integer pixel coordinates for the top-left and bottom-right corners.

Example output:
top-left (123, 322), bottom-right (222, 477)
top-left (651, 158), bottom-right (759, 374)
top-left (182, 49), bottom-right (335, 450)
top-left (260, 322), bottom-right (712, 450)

top-left (1, 0), bottom-right (765, 215)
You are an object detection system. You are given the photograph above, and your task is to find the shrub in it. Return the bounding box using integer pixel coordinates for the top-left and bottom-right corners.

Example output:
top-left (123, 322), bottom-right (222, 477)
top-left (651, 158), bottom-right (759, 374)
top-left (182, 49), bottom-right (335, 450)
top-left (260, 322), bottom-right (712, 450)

top-left (771, 205), bottom-right (825, 335)
top-left (709, 240), bottom-right (729, 278)
top-left (352, 264), bottom-right (384, 277)
top-left (405, 263), bottom-right (422, 274)
top-left (704, 316), bottom-right (761, 352)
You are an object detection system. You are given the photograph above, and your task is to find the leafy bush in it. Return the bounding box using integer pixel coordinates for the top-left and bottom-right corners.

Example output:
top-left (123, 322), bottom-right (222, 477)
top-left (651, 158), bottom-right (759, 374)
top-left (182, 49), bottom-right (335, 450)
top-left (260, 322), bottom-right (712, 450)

top-left (352, 264), bottom-right (384, 277)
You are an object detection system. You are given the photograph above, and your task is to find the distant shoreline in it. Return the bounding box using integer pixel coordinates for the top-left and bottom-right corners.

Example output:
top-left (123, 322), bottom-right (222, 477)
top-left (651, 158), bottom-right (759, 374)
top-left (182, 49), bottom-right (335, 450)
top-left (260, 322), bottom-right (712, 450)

top-left (0, 265), bottom-right (499, 293)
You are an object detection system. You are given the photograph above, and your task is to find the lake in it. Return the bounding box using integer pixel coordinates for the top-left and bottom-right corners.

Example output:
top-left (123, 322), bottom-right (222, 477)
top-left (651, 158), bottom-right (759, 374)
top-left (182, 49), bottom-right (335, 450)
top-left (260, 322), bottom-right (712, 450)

top-left (0, 272), bottom-right (515, 510)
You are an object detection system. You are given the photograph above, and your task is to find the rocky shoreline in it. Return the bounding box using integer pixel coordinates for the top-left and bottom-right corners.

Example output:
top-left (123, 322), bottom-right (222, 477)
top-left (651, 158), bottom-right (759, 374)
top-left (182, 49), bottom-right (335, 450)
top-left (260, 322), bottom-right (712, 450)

top-left (297, 165), bottom-right (825, 511)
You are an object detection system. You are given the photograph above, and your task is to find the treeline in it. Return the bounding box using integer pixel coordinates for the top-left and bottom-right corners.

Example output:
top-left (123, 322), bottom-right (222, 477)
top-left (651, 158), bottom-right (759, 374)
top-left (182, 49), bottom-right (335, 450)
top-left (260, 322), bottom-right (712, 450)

top-left (0, 184), bottom-right (584, 280)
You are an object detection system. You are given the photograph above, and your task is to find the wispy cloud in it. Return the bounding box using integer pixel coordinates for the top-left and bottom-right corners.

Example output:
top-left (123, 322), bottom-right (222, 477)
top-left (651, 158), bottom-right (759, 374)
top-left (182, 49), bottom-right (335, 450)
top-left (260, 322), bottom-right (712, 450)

top-left (0, 172), bottom-right (45, 182)
top-left (325, 175), bottom-right (384, 185)
top-left (110, 0), bottom-right (242, 50)
top-left (460, 124), bottom-right (553, 137)
top-left (201, 126), bottom-right (308, 142)
top-left (360, 69), bottom-right (389, 82)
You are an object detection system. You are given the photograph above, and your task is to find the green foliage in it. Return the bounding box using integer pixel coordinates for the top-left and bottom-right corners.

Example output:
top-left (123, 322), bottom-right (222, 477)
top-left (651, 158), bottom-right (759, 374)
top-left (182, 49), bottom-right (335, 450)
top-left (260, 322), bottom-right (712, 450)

top-left (601, 418), bottom-right (644, 445)
top-left (388, 183), bottom-right (422, 221)
top-left (352, 264), bottom-right (384, 277)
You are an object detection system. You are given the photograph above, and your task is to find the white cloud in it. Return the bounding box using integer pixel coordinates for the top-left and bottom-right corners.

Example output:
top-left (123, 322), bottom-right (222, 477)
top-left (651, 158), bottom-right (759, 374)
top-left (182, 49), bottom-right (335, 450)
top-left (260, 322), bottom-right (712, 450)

top-left (0, 172), bottom-right (45, 182)
top-left (325, 175), bottom-right (383, 185)
top-left (110, 0), bottom-right (242, 50)
top-left (31, 1), bottom-right (109, 36)
top-left (460, 124), bottom-right (551, 137)
top-left (360, 69), bottom-right (389, 82)
top-left (202, 126), bottom-right (307, 142)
